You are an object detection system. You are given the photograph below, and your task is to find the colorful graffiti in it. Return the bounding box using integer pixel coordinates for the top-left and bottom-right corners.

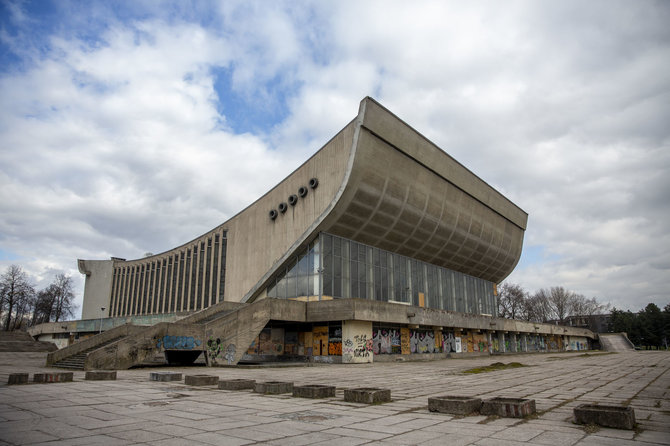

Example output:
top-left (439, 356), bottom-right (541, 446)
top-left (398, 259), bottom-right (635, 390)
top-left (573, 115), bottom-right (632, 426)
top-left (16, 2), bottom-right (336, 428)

top-left (372, 329), bottom-right (400, 354)
top-left (156, 335), bottom-right (202, 350)
top-left (207, 337), bottom-right (222, 359)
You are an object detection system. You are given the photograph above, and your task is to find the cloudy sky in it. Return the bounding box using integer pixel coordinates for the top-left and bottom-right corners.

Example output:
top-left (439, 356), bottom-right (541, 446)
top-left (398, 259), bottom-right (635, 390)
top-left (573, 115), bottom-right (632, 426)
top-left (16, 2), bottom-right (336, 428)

top-left (1, 0), bottom-right (668, 317)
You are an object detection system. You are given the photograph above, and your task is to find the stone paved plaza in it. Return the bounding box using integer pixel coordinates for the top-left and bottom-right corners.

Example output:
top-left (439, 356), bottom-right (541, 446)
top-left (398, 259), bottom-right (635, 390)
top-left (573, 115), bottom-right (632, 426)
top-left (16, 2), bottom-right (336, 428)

top-left (0, 351), bottom-right (668, 445)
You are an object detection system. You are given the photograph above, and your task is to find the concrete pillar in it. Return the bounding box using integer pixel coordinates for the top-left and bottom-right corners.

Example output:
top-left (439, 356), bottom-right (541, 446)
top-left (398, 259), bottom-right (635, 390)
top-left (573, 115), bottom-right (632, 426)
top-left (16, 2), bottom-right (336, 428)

top-left (342, 320), bottom-right (373, 364)
top-left (498, 332), bottom-right (506, 353)
top-left (510, 333), bottom-right (517, 352)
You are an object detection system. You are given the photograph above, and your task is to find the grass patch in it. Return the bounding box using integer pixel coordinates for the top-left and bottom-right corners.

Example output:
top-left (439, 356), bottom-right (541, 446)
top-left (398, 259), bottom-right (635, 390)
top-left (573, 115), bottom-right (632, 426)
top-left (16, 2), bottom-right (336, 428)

top-left (462, 362), bottom-right (526, 374)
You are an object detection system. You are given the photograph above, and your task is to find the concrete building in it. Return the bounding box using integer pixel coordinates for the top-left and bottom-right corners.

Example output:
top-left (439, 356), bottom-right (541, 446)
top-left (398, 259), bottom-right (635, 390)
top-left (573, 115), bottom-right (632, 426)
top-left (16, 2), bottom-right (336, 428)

top-left (32, 98), bottom-right (595, 369)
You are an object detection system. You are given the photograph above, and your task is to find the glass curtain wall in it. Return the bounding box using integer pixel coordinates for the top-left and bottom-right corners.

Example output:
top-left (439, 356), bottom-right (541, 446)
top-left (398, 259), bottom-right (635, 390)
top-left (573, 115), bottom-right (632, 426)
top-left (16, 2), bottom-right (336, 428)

top-left (266, 233), bottom-right (496, 315)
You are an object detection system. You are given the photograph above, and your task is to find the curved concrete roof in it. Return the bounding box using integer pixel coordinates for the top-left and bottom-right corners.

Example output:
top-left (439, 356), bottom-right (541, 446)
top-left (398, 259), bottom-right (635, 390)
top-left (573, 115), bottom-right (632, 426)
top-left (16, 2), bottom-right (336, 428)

top-left (93, 97), bottom-right (527, 310)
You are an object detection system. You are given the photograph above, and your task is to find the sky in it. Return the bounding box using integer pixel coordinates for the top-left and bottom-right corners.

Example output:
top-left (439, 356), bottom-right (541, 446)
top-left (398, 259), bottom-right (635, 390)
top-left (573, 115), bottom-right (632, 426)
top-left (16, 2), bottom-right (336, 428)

top-left (1, 0), bottom-right (668, 318)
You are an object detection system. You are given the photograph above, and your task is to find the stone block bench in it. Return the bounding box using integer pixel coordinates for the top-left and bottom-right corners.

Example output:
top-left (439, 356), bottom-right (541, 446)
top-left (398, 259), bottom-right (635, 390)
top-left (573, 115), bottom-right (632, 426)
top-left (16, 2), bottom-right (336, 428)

top-left (219, 379), bottom-right (255, 390)
top-left (85, 370), bottom-right (117, 381)
top-left (480, 397), bottom-right (536, 418)
top-left (574, 404), bottom-right (636, 430)
top-left (293, 384), bottom-right (336, 398)
top-left (33, 372), bottom-right (73, 383)
top-left (344, 387), bottom-right (391, 404)
top-left (185, 374), bottom-right (219, 386)
top-left (254, 381), bottom-right (294, 394)
top-left (7, 373), bottom-right (29, 385)
top-left (428, 395), bottom-right (482, 415)
top-left (150, 372), bottom-right (182, 382)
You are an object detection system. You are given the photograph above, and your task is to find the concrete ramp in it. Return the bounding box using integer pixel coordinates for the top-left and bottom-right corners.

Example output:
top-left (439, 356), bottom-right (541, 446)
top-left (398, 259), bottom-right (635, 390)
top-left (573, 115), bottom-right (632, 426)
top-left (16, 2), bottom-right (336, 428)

top-left (598, 333), bottom-right (635, 352)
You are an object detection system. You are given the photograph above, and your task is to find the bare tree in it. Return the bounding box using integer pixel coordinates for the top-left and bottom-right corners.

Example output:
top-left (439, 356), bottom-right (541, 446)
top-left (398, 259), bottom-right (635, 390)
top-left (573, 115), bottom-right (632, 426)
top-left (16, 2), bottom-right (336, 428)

top-left (0, 265), bottom-right (35, 331)
top-left (497, 282), bottom-right (527, 319)
top-left (539, 286), bottom-right (578, 324)
top-left (525, 291), bottom-right (551, 323)
top-left (50, 274), bottom-right (77, 322)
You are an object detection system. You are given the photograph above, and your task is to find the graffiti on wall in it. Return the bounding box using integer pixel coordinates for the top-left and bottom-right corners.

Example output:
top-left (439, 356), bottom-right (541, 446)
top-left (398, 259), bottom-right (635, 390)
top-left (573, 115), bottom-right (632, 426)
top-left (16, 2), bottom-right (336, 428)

top-left (223, 344), bottom-right (236, 364)
top-left (207, 337), bottom-right (222, 359)
top-left (156, 335), bottom-right (202, 350)
top-left (443, 332), bottom-right (456, 353)
top-left (328, 326), bottom-right (342, 356)
top-left (372, 329), bottom-right (400, 354)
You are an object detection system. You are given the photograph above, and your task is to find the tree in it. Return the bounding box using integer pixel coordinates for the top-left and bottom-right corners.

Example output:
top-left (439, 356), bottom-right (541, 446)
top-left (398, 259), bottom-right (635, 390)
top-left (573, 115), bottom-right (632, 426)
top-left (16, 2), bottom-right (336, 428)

top-left (0, 265), bottom-right (36, 331)
top-left (48, 274), bottom-right (77, 322)
top-left (524, 291), bottom-right (551, 323)
top-left (497, 282), bottom-right (527, 319)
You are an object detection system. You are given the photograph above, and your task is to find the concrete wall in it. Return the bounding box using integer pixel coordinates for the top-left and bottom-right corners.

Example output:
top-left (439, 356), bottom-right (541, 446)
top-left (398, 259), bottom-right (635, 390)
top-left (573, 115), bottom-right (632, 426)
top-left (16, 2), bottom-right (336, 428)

top-left (78, 260), bottom-right (114, 319)
top-left (342, 320), bottom-right (373, 363)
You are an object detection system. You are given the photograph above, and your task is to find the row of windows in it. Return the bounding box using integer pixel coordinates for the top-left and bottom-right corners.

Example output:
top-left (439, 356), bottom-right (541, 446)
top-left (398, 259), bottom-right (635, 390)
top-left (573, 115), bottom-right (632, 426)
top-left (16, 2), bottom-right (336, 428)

top-left (266, 232), bottom-right (496, 315)
top-left (109, 232), bottom-right (227, 317)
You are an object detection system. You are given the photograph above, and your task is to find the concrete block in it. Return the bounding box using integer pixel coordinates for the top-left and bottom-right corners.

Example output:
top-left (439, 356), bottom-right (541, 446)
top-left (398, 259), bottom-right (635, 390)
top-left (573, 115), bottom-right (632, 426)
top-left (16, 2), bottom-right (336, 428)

top-left (33, 372), bottom-right (73, 383)
top-left (344, 387), bottom-right (391, 404)
top-left (428, 395), bottom-right (482, 415)
top-left (185, 374), bottom-right (219, 386)
top-left (150, 371), bottom-right (182, 382)
top-left (254, 381), bottom-right (294, 394)
top-left (481, 397), bottom-right (536, 418)
top-left (574, 404), bottom-right (636, 430)
top-left (293, 384), bottom-right (336, 398)
top-left (218, 379), bottom-right (255, 390)
top-left (7, 373), bottom-right (29, 385)
top-left (85, 370), bottom-right (117, 381)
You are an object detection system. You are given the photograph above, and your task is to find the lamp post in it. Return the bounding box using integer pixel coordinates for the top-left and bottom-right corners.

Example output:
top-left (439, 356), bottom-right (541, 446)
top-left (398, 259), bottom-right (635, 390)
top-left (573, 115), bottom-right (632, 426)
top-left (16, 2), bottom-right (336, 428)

top-left (99, 307), bottom-right (105, 334)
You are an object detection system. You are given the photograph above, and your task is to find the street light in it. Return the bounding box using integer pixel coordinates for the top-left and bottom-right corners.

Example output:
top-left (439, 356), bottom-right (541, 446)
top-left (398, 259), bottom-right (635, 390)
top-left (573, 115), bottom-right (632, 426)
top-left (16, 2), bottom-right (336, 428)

top-left (99, 307), bottom-right (105, 334)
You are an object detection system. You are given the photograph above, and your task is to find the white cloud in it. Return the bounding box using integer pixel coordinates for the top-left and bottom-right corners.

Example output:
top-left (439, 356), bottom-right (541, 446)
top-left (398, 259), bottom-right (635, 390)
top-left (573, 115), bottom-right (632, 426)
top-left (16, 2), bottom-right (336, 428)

top-left (0, 0), bottom-right (668, 316)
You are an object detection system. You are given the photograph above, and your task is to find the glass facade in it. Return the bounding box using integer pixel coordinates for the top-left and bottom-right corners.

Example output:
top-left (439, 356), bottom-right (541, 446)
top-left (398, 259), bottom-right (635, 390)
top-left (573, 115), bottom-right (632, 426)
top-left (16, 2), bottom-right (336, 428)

top-left (266, 233), bottom-right (496, 315)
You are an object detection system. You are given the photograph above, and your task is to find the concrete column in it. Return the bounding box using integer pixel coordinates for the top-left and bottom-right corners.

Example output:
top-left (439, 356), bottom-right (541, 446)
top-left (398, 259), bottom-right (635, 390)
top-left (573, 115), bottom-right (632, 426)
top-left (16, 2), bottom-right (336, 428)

top-left (510, 333), bottom-right (517, 352)
top-left (342, 320), bottom-right (373, 364)
top-left (498, 332), bottom-right (506, 353)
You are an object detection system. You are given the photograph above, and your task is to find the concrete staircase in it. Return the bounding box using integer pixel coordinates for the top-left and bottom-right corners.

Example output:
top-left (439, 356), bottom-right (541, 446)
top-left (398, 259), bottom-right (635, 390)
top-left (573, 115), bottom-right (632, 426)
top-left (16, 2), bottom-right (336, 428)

top-left (52, 336), bottom-right (125, 369)
top-left (45, 299), bottom-right (307, 370)
top-left (598, 333), bottom-right (635, 352)
top-left (0, 330), bottom-right (58, 352)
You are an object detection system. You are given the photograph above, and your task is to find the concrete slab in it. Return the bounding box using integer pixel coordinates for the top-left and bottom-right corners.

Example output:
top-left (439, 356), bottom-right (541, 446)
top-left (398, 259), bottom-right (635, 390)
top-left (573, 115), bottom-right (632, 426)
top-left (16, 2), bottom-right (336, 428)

top-left (150, 371), bottom-right (182, 382)
top-left (218, 378), bottom-right (256, 390)
top-left (344, 387), bottom-right (391, 404)
top-left (184, 374), bottom-right (218, 386)
top-left (292, 384), bottom-right (336, 398)
top-left (0, 350), bottom-right (668, 446)
top-left (573, 404), bottom-right (636, 430)
top-left (85, 370), bottom-right (117, 381)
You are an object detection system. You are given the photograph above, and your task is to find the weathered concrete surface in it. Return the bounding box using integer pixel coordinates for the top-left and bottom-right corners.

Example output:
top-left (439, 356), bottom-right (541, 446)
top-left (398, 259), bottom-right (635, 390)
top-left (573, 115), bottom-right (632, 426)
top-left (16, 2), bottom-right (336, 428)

top-left (293, 384), bottom-right (336, 398)
top-left (0, 331), bottom-right (57, 353)
top-left (428, 395), bottom-right (482, 415)
top-left (574, 404), bottom-right (636, 430)
top-left (254, 381), bottom-right (294, 394)
top-left (481, 397), bottom-right (537, 418)
top-left (599, 333), bottom-right (636, 352)
top-left (46, 323), bottom-right (145, 367)
top-left (344, 387), bottom-right (391, 404)
top-left (33, 372), bottom-right (73, 383)
top-left (204, 298), bottom-right (306, 366)
top-left (218, 378), bottom-right (255, 390)
top-left (85, 322), bottom-right (204, 370)
top-left (7, 373), bottom-right (28, 385)
top-left (84, 370), bottom-right (116, 381)
top-left (184, 374), bottom-right (218, 386)
top-left (150, 371), bottom-right (182, 382)
top-left (0, 351), bottom-right (668, 445)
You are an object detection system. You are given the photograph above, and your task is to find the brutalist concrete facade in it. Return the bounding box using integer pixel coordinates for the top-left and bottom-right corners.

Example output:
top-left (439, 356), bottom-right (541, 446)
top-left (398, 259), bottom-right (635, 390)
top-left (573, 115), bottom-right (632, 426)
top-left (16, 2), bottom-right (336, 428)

top-left (37, 98), bottom-right (596, 369)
